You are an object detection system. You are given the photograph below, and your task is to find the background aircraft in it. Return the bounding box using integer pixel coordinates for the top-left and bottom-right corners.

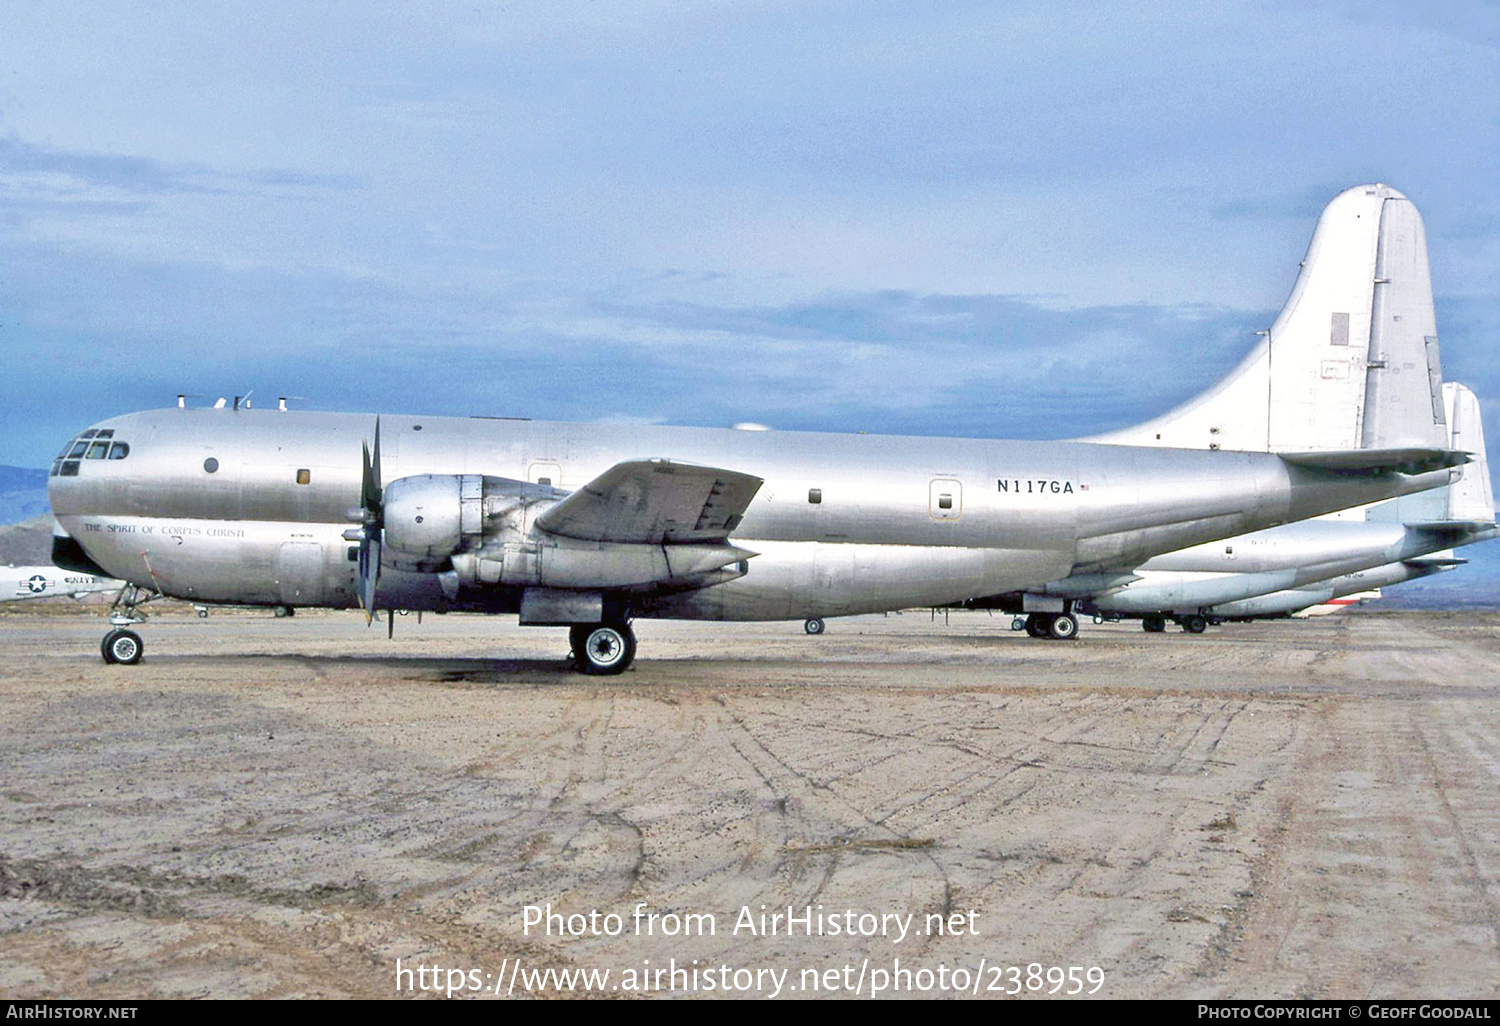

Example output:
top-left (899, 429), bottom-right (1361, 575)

top-left (1077, 382), bottom-right (1496, 633)
top-left (3, 564), bottom-right (122, 603)
top-left (964, 185), bottom-right (1491, 636)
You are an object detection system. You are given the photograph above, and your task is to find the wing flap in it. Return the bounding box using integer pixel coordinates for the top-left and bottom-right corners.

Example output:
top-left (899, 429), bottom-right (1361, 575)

top-left (536, 460), bottom-right (763, 544)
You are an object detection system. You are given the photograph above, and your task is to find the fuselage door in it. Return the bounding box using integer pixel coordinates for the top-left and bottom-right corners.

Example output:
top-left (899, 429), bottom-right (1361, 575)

top-left (276, 542), bottom-right (326, 606)
top-left (929, 479), bottom-right (962, 520)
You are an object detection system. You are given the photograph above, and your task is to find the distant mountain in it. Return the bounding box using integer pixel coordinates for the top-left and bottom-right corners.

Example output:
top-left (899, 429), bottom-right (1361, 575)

top-left (0, 465), bottom-right (50, 524)
top-left (0, 515), bottom-right (54, 566)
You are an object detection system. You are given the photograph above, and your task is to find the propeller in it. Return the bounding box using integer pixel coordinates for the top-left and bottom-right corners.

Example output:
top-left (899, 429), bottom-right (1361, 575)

top-left (343, 419), bottom-right (383, 623)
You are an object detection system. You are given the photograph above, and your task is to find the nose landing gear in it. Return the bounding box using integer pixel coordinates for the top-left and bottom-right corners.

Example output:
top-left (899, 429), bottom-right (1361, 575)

top-left (99, 584), bottom-right (156, 665)
top-left (101, 628), bottom-right (143, 664)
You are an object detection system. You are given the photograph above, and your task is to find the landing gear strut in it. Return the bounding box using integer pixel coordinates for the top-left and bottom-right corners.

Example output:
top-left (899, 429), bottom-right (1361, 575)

top-left (569, 620), bottom-right (637, 675)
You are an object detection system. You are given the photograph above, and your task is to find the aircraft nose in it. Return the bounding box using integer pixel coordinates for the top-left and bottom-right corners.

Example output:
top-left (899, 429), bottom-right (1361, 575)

top-left (47, 421), bottom-right (134, 516)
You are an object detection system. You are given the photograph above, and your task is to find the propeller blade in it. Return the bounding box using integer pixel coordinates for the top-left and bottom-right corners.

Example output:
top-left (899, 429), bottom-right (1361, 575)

top-left (359, 536), bottom-right (381, 624)
top-left (357, 420), bottom-right (384, 625)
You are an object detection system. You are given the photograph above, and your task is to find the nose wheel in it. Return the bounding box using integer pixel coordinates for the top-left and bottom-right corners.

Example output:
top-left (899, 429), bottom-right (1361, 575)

top-left (101, 628), bottom-right (143, 665)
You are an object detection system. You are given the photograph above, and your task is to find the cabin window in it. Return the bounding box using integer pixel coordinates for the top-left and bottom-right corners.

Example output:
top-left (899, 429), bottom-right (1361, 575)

top-left (938, 494), bottom-right (953, 510)
top-left (203, 457), bottom-right (219, 474)
top-left (296, 469), bottom-right (311, 485)
top-left (808, 488), bottom-right (822, 504)
top-left (80, 429), bottom-right (97, 439)
top-left (95, 429), bottom-right (114, 438)
top-left (108, 443), bottom-right (130, 460)
top-left (68, 441), bottom-right (88, 459)
top-left (347, 546), bottom-right (359, 562)
top-left (86, 441), bottom-right (109, 460)
top-left (60, 461), bottom-right (80, 477)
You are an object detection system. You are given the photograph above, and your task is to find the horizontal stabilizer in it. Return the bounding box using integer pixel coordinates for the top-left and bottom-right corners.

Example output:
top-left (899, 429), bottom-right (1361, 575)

top-left (536, 459), bottom-right (762, 545)
top-left (1402, 519), bottom-right (1497, 532)
top-left (1404, 555), bottom-right (1468, 568)
top-left (1280, 448), bottom-right (1468, 474)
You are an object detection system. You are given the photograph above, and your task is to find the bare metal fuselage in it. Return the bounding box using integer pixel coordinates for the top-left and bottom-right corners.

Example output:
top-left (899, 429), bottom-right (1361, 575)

top-left (49, 407), bottom-right (1452, 622)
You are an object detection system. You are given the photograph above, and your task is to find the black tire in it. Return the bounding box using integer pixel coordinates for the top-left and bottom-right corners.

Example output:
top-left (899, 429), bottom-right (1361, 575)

top-left (1049, 612), bottom-right (1079, 641)
top-left (1142, 615), bottom-right (1166, 633)
top-left (1010, 617), bottom-right (1027, 632)
top-left (1025, 614), bottom-right (1051, 638)
top-left (804, 618), bottom-right (826, 635)
top-left (102, 629), bottom-right (143, 665)
top-left (1182, 615), bottom-right (1208, 634)
top-left (571, 622), bottom-right (636, 675)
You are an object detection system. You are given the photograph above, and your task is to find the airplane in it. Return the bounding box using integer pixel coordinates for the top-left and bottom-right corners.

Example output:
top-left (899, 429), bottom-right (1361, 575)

top-left (1207, 551), bottom-right (1461, 620)
top-left (3, 564), bottom-right (122, 602)
top-left (1073, 382), bottom-right (1497, 633)
top-left (959, 184), bottom-right (1490, 636)
top-left (46, 184), bottom-right (1465, 673)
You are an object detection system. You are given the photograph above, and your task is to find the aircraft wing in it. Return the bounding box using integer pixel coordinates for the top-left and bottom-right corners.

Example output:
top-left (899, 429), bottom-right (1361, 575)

top-left (535, 460), bottom-right (762, 544)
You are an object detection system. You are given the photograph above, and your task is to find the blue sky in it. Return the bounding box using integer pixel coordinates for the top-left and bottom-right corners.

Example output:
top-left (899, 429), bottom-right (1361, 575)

top-left (2, 1), bottom-right (1497, 486)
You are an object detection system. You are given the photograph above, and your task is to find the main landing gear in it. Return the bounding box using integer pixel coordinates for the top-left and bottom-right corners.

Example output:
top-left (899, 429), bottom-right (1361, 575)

top-left (1023, 612), bottom-right (1079, 641)
top-left (569, 619), bottom-right (637, 675)
top-left (100, 584), bottom-right (155, 665)
top-left (803, 618), bottom-right (826, 635)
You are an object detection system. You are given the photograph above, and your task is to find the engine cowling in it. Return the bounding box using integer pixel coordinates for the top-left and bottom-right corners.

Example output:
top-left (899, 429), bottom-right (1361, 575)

top-left (381, 474), bottom-right (562, 572)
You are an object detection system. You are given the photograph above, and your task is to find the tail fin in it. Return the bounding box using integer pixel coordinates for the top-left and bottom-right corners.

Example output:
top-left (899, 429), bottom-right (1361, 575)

top-left (1442, 382), bottom-right (1494, 523)
top-left (1090, 184), bottom-right (1448, 454)
top-left (1367, 382), bottom-right (1494, 526)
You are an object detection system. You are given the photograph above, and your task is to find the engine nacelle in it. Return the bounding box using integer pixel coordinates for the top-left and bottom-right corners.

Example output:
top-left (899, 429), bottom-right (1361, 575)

top-left (381, 474), bottom-right (564, 572)
top-left (382, 475), bottom-right (475, 563)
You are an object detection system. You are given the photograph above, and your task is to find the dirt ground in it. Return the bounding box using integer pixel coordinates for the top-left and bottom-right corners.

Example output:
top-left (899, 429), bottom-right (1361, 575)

top-left (0, 605), bottom-right (1496, 1000)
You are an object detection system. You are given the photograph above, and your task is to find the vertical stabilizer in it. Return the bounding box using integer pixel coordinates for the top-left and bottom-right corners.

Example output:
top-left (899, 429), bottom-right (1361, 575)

top-left (1366, 382), bottom-right (1493, 526)
top-left (1089, 184), bottom-right (1447, 454)
top-left (1441, 382), bottom-right (1493, 523)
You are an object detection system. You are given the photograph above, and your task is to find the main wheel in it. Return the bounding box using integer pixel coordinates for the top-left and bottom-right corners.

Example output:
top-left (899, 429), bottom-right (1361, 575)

top-left (101, 628), bottom-right (143, 665)
top-left (1142, 614), bottom-right (1166, 633)
top-left (1181, 614), bottom-right (1208, 634)
top-left (804, 618), bottom-right (826, 635)
top-left (1025, 614), bottom-right (1050, 638)
top-left (1048, 612), bottom-right (1079, 640)
top-left (570, 622), bottom-right (636, 675)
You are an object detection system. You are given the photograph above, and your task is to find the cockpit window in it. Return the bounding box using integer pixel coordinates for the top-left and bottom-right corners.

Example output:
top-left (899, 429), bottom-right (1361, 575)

top-left (55, 431), bottom-right (129, 470)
